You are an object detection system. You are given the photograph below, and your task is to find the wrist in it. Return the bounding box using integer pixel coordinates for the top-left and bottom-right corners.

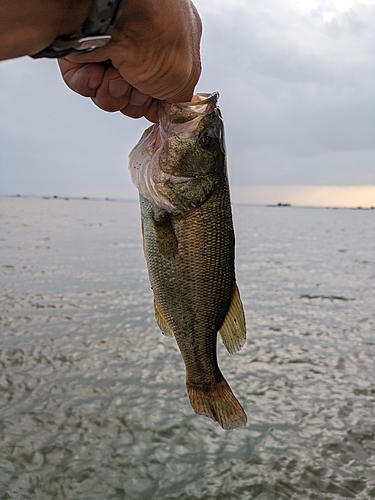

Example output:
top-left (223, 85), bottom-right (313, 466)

top-left (31, 0), bottom-right (127, 59)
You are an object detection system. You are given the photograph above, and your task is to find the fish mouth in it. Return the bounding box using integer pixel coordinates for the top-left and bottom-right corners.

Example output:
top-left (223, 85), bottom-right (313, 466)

top-left (176, 92), bottom-right (219, 110)
top-left (162, 92), bottom-right (219, 125)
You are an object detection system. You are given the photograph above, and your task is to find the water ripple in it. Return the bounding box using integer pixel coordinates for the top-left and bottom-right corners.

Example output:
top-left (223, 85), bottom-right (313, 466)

top-left (1, 198), bottom-right (375, 499)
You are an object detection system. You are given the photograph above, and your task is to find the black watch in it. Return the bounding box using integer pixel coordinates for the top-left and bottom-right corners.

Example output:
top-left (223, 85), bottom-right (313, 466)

top-left (31, 0), bottom-right (126, 59)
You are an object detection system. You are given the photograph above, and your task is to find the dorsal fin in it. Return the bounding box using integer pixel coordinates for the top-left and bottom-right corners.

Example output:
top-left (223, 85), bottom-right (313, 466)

top-left (219, 282), bottom-right (246, 354)
top-left (154, 300), bottom-right (174, 337)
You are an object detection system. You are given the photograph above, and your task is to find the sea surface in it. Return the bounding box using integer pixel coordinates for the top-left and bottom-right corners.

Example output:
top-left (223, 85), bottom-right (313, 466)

top-left (1, 196), bottom-right (375, 500)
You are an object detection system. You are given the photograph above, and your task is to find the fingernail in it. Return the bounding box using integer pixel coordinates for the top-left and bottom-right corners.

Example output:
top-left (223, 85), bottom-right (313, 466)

top-left (109, 79), bottom-right (129, 98)
top-left (88, 78), bottom-right (101, 90)
top-left (69, 74), bottom-right (80, 92)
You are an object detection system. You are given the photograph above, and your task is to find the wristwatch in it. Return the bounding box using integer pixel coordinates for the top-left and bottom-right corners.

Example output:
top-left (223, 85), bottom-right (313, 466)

top-left (31, 0), bottom-right (126, 59)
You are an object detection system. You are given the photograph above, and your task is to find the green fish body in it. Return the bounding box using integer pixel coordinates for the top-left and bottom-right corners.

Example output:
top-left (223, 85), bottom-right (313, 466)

top-left (129, 93), bottom-right (247, 429)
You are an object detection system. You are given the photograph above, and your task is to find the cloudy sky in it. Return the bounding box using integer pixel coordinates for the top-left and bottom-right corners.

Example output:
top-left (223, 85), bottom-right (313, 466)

top-left (1, 0), bottom-right (374, 206)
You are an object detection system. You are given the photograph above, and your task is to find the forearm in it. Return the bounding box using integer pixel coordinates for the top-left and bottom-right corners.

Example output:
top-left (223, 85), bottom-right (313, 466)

top-left (0, 0), bottom-right (90, 60)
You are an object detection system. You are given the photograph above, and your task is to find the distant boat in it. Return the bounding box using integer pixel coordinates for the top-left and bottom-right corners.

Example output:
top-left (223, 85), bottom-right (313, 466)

top-left (267, 202), bottom-right (291, 207)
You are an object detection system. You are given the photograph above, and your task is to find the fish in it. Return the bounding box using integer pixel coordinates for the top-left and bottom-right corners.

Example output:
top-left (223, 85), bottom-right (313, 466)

top-left (129, 92), bottom-right (247, 430)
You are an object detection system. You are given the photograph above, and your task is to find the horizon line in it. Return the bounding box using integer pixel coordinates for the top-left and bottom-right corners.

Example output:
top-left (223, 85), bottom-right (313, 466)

top-left (2, 192), bottom-right (374, 211)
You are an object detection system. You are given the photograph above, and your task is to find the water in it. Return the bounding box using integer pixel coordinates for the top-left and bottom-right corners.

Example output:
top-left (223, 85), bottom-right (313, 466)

top-left (1, 197), bottom-right (375, 500)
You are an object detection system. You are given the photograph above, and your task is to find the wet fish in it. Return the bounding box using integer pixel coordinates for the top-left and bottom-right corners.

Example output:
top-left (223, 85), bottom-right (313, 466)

top-left (129, 92), bottom-right (247, 429)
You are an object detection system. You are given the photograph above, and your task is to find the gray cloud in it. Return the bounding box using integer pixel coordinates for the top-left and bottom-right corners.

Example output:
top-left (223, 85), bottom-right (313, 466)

top-left (195, 0), bottom-right (375, 185)
top-left (0, 0), bottom-right (374, 198)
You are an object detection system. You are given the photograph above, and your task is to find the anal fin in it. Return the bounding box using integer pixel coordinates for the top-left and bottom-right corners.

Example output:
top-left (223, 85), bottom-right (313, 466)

top-left (219, 282), bottom-right (246, 354)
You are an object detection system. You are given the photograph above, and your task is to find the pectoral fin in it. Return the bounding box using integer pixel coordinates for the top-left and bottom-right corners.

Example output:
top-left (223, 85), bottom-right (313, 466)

top-left (154, 300), bottom-right (174, 337)
top-left (152, 212), bottom-right (178, 258)
top-left (219, 282), bottom-right (246, 354)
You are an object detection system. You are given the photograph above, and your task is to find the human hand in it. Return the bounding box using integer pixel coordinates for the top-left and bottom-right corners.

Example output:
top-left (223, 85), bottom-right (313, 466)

top-left (58, 0), bottom-right (202, 123)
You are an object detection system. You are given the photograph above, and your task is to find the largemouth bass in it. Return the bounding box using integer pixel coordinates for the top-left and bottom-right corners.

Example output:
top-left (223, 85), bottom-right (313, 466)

top-left (129, 92), bottom-right (247, 429)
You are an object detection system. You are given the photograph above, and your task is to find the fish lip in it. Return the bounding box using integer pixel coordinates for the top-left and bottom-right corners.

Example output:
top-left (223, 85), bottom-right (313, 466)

top-left (164, 176), bottom-right (192, 184)
top-left (153, 172), bottom-right (192, 184)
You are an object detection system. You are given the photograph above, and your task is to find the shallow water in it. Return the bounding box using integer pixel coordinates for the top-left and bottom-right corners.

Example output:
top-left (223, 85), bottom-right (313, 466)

top-left (1, 197), bottom-right (375, 500)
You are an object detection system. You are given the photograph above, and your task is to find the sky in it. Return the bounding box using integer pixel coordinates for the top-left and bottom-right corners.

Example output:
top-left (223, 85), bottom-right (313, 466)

top-left (1, 0), bottom-right (374, 207)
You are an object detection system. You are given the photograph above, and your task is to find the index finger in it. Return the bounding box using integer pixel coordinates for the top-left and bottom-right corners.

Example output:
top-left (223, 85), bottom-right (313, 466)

top-left (58, 59), bottom-right (106, 97)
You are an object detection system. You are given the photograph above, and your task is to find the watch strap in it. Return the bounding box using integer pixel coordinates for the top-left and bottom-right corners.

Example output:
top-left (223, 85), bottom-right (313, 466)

top-left (31, 0), bottom-right (126, 59)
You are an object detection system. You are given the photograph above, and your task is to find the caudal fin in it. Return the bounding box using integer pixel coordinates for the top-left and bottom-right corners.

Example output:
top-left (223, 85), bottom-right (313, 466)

top-left (187, 379), bottom-right (247, 430)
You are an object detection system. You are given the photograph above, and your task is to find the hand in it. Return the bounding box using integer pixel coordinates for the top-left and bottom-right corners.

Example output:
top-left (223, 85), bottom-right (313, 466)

top-left (59, 0), bottom-right (202, 122)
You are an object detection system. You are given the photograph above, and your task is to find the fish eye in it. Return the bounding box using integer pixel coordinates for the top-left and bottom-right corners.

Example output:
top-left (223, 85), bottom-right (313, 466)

top-left (199, 129), bottom-right (218, 149)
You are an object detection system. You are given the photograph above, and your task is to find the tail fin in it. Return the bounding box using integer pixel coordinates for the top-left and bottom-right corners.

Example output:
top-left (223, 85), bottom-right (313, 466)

top-left (187, 379), bottom-right (247, 430)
